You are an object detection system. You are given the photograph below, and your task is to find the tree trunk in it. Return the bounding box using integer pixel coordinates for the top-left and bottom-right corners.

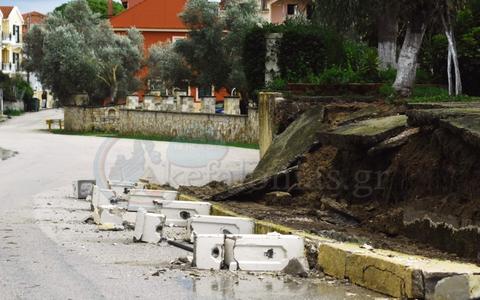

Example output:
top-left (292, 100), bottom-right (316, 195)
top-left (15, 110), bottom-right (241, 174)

top-left (393, 25), bottom-right (427, 97)
top-left (442, 16), bottom-right (462, 95)
top-left (447, 44), bottom-right (453, 95)
top-left (377, 1), bottom-right (399, 70)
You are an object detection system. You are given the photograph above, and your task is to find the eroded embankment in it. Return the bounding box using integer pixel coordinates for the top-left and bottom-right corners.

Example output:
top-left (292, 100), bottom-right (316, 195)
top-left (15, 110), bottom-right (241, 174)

top-left (208, 101), bottom-right (480, 262)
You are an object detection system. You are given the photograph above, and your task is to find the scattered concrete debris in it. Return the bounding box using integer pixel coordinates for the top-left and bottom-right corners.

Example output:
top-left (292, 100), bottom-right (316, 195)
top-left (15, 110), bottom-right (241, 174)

top-left (93, 205), bottom-right (126, 227)
top-left (282, 258), bottom-right (309, 278)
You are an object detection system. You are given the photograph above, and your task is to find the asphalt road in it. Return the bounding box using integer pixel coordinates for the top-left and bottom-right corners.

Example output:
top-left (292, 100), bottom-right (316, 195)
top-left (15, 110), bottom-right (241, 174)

top-left (0, 110), bottom-right (384, 299)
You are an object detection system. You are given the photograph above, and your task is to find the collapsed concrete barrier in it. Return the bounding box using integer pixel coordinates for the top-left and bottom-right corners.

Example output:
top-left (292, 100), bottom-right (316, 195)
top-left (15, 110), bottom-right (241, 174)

top-left (154, 200), bottom-right (211, 226)
top-left (224, 233), bottom-right (308, 272)
top-left (192, 233), bottom-right (308, 272)
top-left (133, 209), bottom-right (166, 244)
top-left (186, 215), bottom-right (255, 242)
top-left (108, 180), bottom-right (136, 197)
top-left (126, 189), bottom-right (178, 212)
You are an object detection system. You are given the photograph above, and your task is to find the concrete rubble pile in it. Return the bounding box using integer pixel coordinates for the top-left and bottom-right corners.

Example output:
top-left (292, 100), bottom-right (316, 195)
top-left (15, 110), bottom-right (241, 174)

top-left (72, 179), bottom-right (309, 274)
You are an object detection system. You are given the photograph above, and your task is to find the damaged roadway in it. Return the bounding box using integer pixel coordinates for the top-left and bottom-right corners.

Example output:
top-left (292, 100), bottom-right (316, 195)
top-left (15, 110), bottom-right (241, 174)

top-left (0, 110), bottom-right (382, 299)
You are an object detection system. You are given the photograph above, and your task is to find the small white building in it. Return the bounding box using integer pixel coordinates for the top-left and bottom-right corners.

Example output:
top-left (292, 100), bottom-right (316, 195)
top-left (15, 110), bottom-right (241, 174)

top-left (0, 6), bottom-right (24, 75)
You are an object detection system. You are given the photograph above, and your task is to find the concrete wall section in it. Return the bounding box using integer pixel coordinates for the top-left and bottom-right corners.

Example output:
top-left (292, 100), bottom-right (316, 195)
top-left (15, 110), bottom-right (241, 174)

top-left (64, 106), bottom-right (259, 145)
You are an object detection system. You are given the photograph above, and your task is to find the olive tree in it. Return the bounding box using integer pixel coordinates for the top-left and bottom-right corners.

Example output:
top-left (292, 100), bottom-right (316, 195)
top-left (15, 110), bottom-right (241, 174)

top-left (171, 0), bottom-right (260, 95)
top-left (147, 42), bottom-right (191, 92)
top-left (24, 0), bottom-right (143, 105)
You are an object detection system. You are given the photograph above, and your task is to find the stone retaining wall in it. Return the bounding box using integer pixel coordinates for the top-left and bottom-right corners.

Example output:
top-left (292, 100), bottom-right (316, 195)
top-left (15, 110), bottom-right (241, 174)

top-left (64, 106), bottom-right (120, 132)
top-left (64, 106), bottom-right (259, 144)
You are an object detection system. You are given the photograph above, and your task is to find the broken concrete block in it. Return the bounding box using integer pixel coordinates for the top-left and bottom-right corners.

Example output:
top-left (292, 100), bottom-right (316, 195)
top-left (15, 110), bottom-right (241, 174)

top-left (186, 215), bottom-right (255, 242)
top-left (155, 200), bottom-right (211, 226)
top-left (126, 189), bottom-right (179, 212)
top-left (223, 233), bottom-right (308, 272)
top-left (133, 209), bottom-right (147, 242)
top-left (93, 205), bottom-right (126, 226)
top-left (433, 275), bottom-right (480, 300)
top-left (141, 213), bottom-right (166, 244)
top-left (72, 180), bottom-right (96, 199)
top-left (91, 186), bottom-right (116, 209)
top-left (133, 209), bottom-right (166, 243)
top-left (108, 180), bottom-right (136, 197)
top-left (265, 191), bottom-right (293, 206)
top-left (319, 115), bottom-right (408, 148)
top-left (192, 234), bottom-right (225, 270)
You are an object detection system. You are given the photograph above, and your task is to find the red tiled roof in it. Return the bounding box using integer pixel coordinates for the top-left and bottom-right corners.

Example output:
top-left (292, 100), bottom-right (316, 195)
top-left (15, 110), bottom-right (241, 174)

top-left (110, 0), bottom-right (187, 30)
top-left (0, 6), bottom-right (14, 18)
top-left (22, 11), bottom-right (46, 18)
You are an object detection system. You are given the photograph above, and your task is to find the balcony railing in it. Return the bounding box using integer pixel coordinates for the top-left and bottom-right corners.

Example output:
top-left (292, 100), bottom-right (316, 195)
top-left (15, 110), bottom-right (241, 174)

top-left (2, 33), bottom-right (20, 43)
top-left (1, 63), bottom-right (20, 73)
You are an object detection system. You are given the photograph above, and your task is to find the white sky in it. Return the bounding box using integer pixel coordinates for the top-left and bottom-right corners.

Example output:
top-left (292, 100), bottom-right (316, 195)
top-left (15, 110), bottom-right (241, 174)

top-left (3, 0), bottom-right (122, 14)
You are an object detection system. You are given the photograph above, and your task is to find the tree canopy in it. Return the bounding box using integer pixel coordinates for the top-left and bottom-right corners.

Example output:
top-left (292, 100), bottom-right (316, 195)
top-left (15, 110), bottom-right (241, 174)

top-left (24, 0), bottom-right (143, 105)
top-left (54, 0), bottom-right (125, 18)
top-left (157, 0), bottom-right (260, 95)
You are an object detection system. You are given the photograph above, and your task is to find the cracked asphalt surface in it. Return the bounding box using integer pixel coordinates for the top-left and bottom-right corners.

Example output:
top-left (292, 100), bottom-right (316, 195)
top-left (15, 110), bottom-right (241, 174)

top-left (0, 110), bottom-right (385, 299)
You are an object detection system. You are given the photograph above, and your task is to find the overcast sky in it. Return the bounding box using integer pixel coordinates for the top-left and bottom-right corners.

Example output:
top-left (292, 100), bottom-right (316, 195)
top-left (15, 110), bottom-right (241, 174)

top-left (3, 0), bottom-right (121, 14)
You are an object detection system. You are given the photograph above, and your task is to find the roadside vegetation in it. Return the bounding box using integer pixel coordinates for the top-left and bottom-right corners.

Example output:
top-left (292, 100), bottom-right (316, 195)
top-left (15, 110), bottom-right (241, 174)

top-left (49, 129), bottom-right (260, 149)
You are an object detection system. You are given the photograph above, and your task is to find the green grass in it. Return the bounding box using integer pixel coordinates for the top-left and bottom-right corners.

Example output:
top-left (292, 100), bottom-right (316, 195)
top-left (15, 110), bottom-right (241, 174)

top-left (408, 86), bottom-right (480, 103)
top-left (4, 109), bottom-right (24, 116)
top-left (49, 129), bottom-right (260, 149)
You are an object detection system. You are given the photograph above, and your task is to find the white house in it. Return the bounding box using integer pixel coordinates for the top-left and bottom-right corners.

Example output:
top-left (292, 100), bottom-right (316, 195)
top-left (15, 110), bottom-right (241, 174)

top-left (0, 6), bottom-right (24, 75)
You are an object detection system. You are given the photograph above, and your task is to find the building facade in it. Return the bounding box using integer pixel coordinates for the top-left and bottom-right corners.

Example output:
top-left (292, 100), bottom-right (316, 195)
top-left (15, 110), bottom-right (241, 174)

top-left (259, 0), bottom-right (312, 24)
top-left (0, 6), bottom-right (24, 75)
top-left (22, 11), bottom-right (55, 109)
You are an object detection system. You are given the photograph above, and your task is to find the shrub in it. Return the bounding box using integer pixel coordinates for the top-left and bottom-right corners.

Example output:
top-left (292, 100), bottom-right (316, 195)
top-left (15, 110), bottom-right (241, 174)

top-left (278, 23), bottom-right (344, 82)
top-left (343, 41), bottom-right (378, 81)
top-left (243, 25), bottom-right (267, 97)
top-left (265, 77), bottom-right (287, 91)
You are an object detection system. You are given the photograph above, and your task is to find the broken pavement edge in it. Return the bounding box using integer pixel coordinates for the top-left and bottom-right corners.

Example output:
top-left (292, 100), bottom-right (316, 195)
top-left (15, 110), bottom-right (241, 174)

top-left (179, 194), bottom-right (480, 299)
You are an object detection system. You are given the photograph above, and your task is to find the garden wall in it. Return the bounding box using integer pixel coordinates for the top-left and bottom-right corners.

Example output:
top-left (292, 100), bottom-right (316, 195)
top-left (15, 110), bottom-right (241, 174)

top-left (64, 106), bottom-right (259, 145)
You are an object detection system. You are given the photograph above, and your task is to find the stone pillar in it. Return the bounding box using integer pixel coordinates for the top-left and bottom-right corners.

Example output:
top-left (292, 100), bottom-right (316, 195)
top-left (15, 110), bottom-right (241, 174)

top-left (201, 97), bottom-right (216, 114)
top-left (143, 95), bottom-right (156, 111)
top-left (164, 96), bottom-right (175, 111)
top-left (179, 96), bottom-right (194, 112)
top-left (258, 92), bottom-right (285, 158)
top-left (265, 33), bottom-right (282, 85)
top-left (126, 95), bottom-right (139, 109)
top-left (224, 97), bottom-right (241, 115)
